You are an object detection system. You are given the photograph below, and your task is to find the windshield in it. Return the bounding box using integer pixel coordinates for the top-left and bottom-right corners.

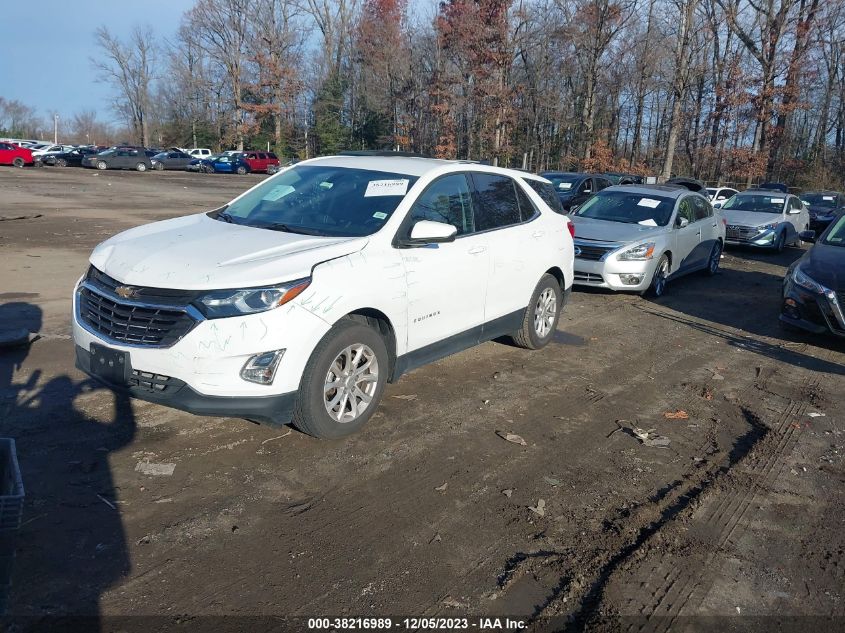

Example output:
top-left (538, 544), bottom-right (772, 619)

top-left (801, 193), bottom-right (838, 208)
top-left (822, 215), bottom-right (845, 247)
top-left (154, 152), bottom-right (167, 159)
top-left (706, 188), bottom-right (717, 196)
top-left (722, 194), bottom-right (785, 213)
top-left (222, 165), bottom-right (419, 237)
top-left (98, 149), bottom-right (115, 156)
top-left (543, 174), bottom-right (581, 192)
top-left (573, 191), bottom-right (675, 226)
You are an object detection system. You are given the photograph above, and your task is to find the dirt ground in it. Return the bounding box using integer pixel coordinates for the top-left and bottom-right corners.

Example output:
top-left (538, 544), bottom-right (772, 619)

top-left (1, 167), bottom-right (844, 632)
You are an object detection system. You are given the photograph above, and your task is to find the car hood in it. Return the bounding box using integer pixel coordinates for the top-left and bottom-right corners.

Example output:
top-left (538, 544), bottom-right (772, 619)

top-left (570, 216), bottom-right (665, 243)
top-left (721, 209), bottom-right (782, 227)
top-left (797, 243), bottom-right (845, 291)
top-left (90, 213), bottom-right (369, 290)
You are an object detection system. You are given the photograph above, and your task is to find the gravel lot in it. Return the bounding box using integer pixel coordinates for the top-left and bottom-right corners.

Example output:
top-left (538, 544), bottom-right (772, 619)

top-left (1, 167), bottom-right (844, 630)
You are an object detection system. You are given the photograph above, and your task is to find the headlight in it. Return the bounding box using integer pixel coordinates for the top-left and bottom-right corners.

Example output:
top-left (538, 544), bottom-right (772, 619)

top-left (195, 278), bottom-right (311, 318)
top-left (792, 266), bottom-right (826, 294)
top-left (760, 223), bottom-right (778, 231)
top-left (617, 242), bottom-right (656, 261)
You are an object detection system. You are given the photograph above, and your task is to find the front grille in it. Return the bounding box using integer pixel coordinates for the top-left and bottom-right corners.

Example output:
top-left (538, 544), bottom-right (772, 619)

top-left (726, 225), bottom-right (760, 241)
top-left (574, 240), bottom-right (618, 261)
top-left (574, 271), bottom-right (605, 284)
top-left (78, 286), bottom-right (197, 347)
top-left (129, 369), bottom-right (176, 392)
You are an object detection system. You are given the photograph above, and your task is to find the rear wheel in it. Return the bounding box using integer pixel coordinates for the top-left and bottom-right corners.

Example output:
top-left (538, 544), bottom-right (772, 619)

top-left (12, 157), bottom-right (24, 168)
top-left (511, 274), bottom-right (563, 350)
top-left (705, 241), bottom-right (722, 276)
top-left (643, 254), bottom-right (670, 298)
top-left (293, 319), bottom-right (389, 439)
top-left (135, 162), bottom-right (147, 172)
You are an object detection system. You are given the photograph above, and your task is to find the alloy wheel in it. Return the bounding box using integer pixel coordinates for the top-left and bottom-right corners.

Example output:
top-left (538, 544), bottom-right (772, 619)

top-left (323, 344), bottom-right (379, 423)
top-left (533, 288), bottom-right (557, 338)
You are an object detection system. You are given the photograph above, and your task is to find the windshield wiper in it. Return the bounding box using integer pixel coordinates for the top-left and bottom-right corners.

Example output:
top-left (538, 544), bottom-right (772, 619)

top-left (263, 222), bottom-right (327, 236)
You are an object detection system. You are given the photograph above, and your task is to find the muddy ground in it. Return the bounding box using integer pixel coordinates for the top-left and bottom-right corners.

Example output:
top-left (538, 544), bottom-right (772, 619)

top-left (1, 167), bottom-right (844, 632)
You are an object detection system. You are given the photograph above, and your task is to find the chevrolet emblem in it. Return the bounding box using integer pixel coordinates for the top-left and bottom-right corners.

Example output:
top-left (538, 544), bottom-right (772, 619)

top-left (115, 285), bottom-right (138, 299)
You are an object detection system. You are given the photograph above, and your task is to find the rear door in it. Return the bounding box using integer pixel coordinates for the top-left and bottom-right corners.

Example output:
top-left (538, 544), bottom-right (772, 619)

top-left (469, 172), bottom-right (540, 323)
top-left (690, 195), bottom-right (719, 266)
top-left (787, 196), bottom-right (808, 236)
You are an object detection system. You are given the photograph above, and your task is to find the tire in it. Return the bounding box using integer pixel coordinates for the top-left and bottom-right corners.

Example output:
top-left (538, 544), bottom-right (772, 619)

top-left (705, 241), bottom-right (722, 276)
top-left (511, 274), bottom-right (563, 350)
top-left (774, 231), bottom-right (786, 253)
top-left (236, 165), bottom-right (247, 175)
top-left (154, 162), bottom-right (164, 170)
top-left (643, 254), bottom-right (670, 298)
top-left (135, 162), bottom-right (147, 172)
top-left (56, 158), bottom-right (67, 167)
top-left (12, 157), bottom-right (24, 168)
top-left (293, 319), bottom-right (389, 439)
top-left (96, 160), bottom-right (107, 170)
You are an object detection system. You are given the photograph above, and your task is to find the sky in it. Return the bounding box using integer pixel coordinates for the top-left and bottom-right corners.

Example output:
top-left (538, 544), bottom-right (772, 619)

top-left (1, 1), bottom-right (194, 127)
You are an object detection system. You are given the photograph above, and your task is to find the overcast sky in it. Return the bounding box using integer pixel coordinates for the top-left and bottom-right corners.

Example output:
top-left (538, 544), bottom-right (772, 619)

top-left (2, 1), bottom-right (194, 125)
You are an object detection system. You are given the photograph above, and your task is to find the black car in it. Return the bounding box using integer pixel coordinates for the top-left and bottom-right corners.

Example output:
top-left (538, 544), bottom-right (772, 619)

top-left (151, 150), bottom-right (193, 171)
top-left (538, 172), bottom-right (613, 212)
top-left (759, 182), bottom-right (789, 194)
top-left (665, 176), bottom-right (708, 193)
top-left (800, 191), bottom-right (845, 232)
top-left (41, 147), bottom-right (99, 167)
top-left (781, 213), bottom-right (845, 337)
top-left (600, 172), bottom-right (644, 185)
top-left (81, 148), bottom-right (153, 171)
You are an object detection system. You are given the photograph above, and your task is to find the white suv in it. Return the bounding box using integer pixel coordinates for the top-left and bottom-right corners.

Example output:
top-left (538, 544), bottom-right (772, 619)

top-left (72, 155), bottom-right (574, 438)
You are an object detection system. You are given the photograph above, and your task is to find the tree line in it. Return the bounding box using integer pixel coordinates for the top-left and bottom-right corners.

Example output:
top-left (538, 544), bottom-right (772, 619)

top-left (3, 0), bottom-right (844, 188)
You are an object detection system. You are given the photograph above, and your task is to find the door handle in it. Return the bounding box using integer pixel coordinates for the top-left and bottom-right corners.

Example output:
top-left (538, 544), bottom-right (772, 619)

top-left (468, 246), bottom-right (486, 255)
top-left (532, 231), bottom-right (545, 238)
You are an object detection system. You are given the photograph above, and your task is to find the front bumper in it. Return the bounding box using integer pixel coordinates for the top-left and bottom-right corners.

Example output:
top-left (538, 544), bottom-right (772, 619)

top-left (725, 227), bottom-right (777, 248)
top-left (781, 279), bottom-right (845, 338)
top-left (75, 345), bottom-right (295, 424)
top-left (573, 257), bottom-right (656, 292)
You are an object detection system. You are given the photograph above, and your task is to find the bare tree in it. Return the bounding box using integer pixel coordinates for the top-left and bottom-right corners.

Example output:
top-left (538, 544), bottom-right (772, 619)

top-left (91, 25), bottom-right (157, 147)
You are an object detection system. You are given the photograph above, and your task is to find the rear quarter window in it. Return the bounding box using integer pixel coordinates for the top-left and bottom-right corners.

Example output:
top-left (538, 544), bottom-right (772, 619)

top-left (525, 179), bottom-right (565, 214)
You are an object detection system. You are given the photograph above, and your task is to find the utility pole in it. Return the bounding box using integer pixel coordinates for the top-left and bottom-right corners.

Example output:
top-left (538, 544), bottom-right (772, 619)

top-left (54, 114), bottom-right (59, 144)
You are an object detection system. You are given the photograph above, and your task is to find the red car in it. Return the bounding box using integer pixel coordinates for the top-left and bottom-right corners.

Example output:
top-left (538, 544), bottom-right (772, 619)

top-left (0, 142), bottom-right (34, 167)
top-left (239, 151), bottom-right (280, 173)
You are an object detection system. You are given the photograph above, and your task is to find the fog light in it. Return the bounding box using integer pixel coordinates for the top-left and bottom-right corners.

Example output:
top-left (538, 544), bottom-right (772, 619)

top-left (619, 274), bottom-right (643, 285)
top-left (240, 350), bottom-right (285, 385)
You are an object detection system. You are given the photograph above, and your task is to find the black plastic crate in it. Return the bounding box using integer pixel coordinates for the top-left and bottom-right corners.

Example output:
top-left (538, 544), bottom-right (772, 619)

top-left (0, 439), bottom-right (23, 531)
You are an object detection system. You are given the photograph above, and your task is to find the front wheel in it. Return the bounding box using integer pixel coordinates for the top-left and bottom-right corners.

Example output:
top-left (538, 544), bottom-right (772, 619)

top-left (293, 319), bottom-right (389, 439)
top-left (56, 158), bottom-right (68, 167)
top-left (96, 160), bottom-right (107, 170)
top-left (643, 254), bottom-right (670, 298)
top-left (774, 231), bottom-right (786, 253)
top-left (154, 162), bottom-right (164, 170)
top-left (236, 165), bottom-right (247, 175)
top-left (705, 241), bottom-right (722, 276)
top-left (511, 274), bottom-right (563, 350)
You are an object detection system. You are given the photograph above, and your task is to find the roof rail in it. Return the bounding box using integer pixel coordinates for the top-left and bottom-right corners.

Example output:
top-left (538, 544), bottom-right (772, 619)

top-left (338, 150), bottom-right (429, 158)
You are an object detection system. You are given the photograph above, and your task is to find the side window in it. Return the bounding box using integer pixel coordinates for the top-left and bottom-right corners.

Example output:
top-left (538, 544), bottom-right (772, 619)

top-left (596, 178), bottom-right (612, 191)
top-left (515, 183), bottom-right (538, 221)
top-left (525, 179), bottom-right (565, 214)
top-left (268, 153), bottom-right (278, 159)
top-left (790, 197), bottom-right (803, 211)
top-left (407, 174), bottom-right (475, 236)
top-left (578, 179), bottom-right (592, 194)
top-left (677, 198), bottom-right (696, 224)
top-left (692, 195), bottom-right (711, 221)
top-left (470, 173), bottom-right (521, 231)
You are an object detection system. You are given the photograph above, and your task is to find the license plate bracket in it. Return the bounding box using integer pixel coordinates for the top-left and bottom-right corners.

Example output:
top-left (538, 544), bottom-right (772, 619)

top-left (89, 343), bottom-right (130, 384)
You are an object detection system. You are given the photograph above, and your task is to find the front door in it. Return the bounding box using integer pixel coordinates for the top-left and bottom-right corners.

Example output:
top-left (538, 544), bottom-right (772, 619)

top-left (672, 196), bottom-right (702, 273)
top-left (399, 173), bottom-right (489, 352)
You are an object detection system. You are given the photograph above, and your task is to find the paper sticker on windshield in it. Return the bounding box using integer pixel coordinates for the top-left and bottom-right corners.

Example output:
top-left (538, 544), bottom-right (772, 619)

top-left (372, 211), bottom-right (388, 220)
top-left (638, 219), bottom-right (658, 226)
top-left (365, 179), bottom-right (409, 197)
top-left (823, 196), bottom-right (834, 201)
top-left (262, 184), bottom-right (295, 201)
top-left (559, 183), bottom-right (573, 190)
top-left (637, 198), bottom-right (661, 208)
top-left (770, 198), bottom-right (784, 204)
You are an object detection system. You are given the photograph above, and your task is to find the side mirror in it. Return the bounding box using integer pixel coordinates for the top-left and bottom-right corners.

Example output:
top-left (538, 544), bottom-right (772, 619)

top-left (789, 208), bottom-right (802, 215)
top-left (676, 216), bottom-right (690, 229)
top-left (402, 220), bottom-right (458, 247)
top-left (799, 230), bottom-right (816, 243)
top-left (713, 202), bottom-right (722, 209)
